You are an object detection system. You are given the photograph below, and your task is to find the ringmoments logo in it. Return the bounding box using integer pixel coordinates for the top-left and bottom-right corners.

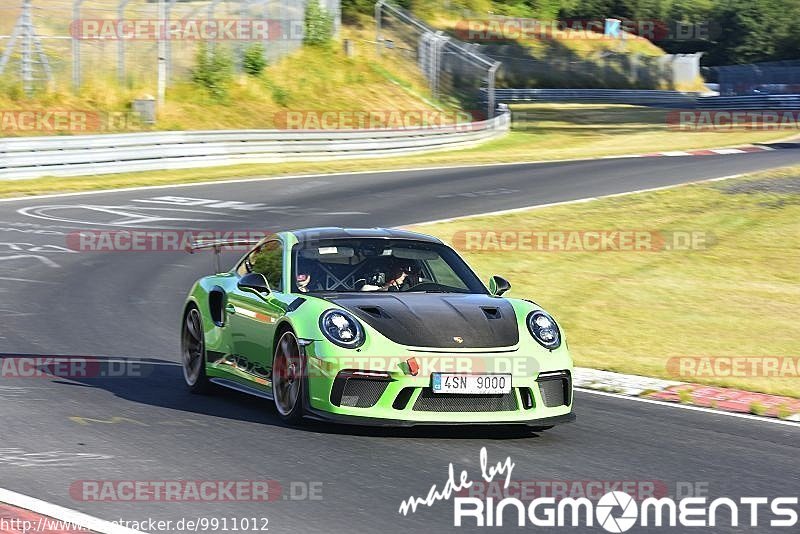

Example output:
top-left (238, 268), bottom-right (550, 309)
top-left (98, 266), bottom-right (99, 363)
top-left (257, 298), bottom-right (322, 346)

top-left (398, 448), bottom-right (799, 530)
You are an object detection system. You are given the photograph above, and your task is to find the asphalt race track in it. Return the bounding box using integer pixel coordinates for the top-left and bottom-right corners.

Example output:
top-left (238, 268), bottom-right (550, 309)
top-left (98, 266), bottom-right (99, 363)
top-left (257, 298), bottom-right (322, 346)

top-left (0, 149), bottom-right (798, 533)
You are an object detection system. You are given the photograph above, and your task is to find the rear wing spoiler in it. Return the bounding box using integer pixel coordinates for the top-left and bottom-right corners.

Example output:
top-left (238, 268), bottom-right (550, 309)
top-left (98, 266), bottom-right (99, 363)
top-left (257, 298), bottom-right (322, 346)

top-left (185, 238), bottom-right (262, 273)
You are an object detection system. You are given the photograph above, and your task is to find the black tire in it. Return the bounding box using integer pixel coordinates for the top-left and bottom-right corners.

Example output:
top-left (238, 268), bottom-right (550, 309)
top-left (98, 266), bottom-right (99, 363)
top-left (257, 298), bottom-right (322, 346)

top-left (272, 329), bottom-right (306, 424)
top-left (181, 306), bottom-right (212, 394)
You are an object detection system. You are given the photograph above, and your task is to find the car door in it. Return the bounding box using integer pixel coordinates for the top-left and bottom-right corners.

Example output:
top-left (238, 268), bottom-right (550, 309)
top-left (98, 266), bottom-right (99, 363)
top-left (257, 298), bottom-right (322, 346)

top-left (225, 239), bottom-right (286, 389)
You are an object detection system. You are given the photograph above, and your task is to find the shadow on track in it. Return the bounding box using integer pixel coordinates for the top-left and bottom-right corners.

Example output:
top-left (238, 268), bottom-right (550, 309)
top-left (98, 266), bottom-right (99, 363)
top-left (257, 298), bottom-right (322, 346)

top-left (762, 141), bottom-right (800, 149)
top-left (0, 353), bottom-right (551, 440)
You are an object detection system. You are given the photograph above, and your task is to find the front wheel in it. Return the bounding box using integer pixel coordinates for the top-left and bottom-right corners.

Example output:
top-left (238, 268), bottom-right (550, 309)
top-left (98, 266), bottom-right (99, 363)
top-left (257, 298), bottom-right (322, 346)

top-left (272, 330), bottom-right (306, 424)
top-left (182, 306), bottom-right (211, 394)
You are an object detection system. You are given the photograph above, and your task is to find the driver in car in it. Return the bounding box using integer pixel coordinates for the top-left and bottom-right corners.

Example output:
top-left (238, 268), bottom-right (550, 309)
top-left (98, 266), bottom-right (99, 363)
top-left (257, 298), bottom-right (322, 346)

top-left (359, 260), bottom-right (418, 292)
top-left (382, 262), bottom-right (411, 291)
top-left (296, 273), bottom-right (312, 293)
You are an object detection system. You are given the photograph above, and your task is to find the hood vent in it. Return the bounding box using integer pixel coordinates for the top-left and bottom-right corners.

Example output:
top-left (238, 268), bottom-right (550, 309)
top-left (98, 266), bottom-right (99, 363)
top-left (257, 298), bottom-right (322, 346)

top-left (358, 305), bottom-right (390, 319)
top-left (481, 306), bottom-right (502, 320)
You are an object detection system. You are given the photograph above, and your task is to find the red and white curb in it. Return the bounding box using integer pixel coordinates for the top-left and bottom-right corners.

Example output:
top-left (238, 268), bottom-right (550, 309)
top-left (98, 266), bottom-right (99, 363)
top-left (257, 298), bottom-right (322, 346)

top-left (0, 489), bottom-right (144, 534)
top-left (604, 145), bottom-right (775, 159)
top-left (574, 367), bottom-right (682, 396)
top-left (575, 367), bottom-right (800, 423)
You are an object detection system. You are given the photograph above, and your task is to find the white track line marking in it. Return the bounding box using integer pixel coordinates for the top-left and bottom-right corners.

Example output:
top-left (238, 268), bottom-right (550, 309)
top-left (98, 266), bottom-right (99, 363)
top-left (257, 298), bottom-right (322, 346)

top-left (0, 488), bottom-right (145, 534)
top-left (407, 173), bottom-right (744, 226)
top-left (711, 148), bottom-right (746, 155)
top-left (576, 388), bottom-right (800, 428)
top-left (0, 275), bottom-right (58, 284)
top-left (0, 144), bottom-right (779, 203)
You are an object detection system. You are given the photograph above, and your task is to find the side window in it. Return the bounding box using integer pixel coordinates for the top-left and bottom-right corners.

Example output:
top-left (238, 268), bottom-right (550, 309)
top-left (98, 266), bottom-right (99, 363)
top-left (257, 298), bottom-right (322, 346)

top-left (239, 240), bottom-right (283, 292)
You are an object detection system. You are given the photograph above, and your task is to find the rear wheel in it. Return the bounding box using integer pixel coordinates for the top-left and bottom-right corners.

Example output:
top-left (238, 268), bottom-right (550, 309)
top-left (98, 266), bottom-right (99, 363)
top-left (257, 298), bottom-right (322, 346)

top-left (272, 330), bottom-right (306, 424)
top-left (182, 306), bottom-right (211, 394)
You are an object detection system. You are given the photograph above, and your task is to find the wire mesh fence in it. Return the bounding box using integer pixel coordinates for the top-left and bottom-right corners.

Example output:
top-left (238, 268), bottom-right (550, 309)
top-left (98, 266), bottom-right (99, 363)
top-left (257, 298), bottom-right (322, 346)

top-left (375, 0), bottom-right (499, 119)
top-left (0, 0), bottom-right (341, 96)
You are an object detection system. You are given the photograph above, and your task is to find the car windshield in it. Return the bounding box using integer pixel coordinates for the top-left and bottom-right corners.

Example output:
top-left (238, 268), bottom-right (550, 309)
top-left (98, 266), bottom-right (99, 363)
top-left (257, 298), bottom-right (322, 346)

top-left (291, 238), bottom-right (487, 294)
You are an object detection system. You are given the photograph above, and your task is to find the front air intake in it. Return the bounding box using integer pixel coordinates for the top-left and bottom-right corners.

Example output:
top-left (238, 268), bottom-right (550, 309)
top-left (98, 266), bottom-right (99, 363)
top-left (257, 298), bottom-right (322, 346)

top-left (537, 371), bottom-right (572, 407)
top-left (330, 371), bottom-right (391, 408)
top-left (412, 389), bottom-right (519, 412)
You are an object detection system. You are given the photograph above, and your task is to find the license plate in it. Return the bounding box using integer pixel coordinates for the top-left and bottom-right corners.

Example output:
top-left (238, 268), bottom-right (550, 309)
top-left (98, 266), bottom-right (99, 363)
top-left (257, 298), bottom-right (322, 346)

top-left (431, 373), bottom-right (511, 394)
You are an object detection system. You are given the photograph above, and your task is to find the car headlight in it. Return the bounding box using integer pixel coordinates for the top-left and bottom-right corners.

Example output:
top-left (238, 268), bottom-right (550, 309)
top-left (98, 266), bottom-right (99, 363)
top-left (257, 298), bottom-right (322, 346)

top-left (319, 309), bottom-right (364, 348)
top-left (527, 310), bottom-right (561, 350)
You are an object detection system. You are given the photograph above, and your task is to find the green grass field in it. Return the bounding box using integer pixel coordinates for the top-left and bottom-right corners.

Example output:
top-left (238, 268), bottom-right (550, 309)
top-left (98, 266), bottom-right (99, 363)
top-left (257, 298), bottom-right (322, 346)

top-left (408, 166), bottom-right (800, 397)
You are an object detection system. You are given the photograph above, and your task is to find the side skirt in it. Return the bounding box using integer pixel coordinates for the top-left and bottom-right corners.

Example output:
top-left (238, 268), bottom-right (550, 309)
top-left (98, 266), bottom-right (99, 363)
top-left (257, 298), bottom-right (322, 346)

top-left (210, 378), bottom-right (274, 401)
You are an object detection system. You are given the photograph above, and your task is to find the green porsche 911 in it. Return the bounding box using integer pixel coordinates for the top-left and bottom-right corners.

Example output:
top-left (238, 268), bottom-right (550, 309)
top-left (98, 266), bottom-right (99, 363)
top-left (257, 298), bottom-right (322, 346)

top-left (181, 227), bottom-right (574, 428)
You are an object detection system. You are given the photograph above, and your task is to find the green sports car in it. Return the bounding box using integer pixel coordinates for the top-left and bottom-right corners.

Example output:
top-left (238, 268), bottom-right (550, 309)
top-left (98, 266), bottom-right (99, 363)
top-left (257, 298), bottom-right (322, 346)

top-left (181, 227), bottom-right (574, 428)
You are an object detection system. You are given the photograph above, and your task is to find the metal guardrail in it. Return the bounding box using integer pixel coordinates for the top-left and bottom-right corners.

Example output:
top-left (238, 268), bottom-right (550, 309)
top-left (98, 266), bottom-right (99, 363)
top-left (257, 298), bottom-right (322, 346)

top-left (489, 89), bottom-right (699, 106)
top-left (0, 112), bottom-right (510, 180)
top-left (488, 88), bottom-right (800, 110)
top-left (696, 94), bottom-right (800, 109)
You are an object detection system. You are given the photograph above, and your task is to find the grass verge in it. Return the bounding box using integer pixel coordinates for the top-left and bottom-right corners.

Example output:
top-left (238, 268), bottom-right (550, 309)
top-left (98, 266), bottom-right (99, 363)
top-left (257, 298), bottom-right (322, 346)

top-left (0, 27), bottom-right (443, 135)
top-left (0, 104), bottom-right (792, 199)
top-left (408, 166), bottom-right (800, 397)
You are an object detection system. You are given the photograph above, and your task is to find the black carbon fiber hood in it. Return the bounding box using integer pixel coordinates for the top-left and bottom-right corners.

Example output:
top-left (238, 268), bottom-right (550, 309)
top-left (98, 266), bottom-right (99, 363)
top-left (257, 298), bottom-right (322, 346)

top-left (323, 293), bottom-right (519, 348)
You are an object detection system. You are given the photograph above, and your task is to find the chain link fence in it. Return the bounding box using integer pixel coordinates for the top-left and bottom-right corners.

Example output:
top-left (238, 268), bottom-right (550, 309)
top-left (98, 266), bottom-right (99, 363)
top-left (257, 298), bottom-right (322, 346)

top-left (0, 0), bottom-right (341, 96)
top-left (375, 1), bottom-right (499, 119)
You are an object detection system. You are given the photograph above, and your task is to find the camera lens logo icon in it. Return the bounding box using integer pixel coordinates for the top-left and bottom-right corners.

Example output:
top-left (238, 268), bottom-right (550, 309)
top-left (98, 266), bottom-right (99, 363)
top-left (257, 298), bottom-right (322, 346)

top-left (596, 491), bottom-right (638, 533)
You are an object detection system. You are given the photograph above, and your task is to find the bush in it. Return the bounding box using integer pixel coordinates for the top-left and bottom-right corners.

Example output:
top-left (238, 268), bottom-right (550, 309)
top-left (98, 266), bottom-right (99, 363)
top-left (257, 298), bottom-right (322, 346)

top-left (271, 85), bottom-right (289, 107)
top-left (242, 43), bottom-right (268, 77)
top-left (304, 0), bottom-right (334, 47)
top-left (192, 44), bottom-right (233, 100)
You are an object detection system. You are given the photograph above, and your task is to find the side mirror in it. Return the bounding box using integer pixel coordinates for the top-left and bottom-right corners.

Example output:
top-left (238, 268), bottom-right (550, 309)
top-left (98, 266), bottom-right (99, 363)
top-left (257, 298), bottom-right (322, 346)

top-left (238, 272), bottom-right (270, 295)
top-left (489, 275), bottom-right (511, 296)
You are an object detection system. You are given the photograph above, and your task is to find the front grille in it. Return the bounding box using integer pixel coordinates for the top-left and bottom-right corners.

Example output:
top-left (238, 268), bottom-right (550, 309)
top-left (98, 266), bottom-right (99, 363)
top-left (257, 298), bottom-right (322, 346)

top-left (339, 378), bottom-right (389, 408)
top-left (412, 388), bottom-right (519, 412)
top-left (538, 373), bottom-right (571, 407)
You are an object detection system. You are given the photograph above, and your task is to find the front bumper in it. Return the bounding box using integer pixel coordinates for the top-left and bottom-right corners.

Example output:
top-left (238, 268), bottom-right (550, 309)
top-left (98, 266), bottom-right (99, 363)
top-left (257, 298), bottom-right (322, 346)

top-left (304, 349), bottom-right (575, 425)
top-left (303, 406), bottom-right (576, 427)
